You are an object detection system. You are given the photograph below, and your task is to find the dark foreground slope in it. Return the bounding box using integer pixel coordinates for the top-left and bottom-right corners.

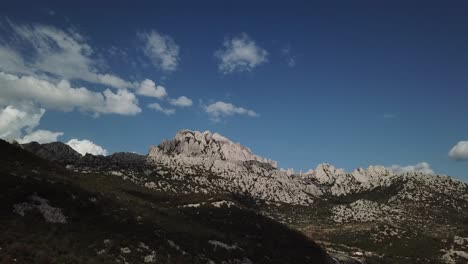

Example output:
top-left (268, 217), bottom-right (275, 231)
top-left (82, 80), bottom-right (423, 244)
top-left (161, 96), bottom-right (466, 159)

top-left (0, 140), bottom-right (332, 264)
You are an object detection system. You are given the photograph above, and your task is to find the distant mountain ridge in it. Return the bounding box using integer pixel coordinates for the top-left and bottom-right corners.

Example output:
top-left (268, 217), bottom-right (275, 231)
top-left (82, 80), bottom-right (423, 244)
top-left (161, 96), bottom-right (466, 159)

top-left (21, 141), bottom-right (146, 170)
top-left (21, 130), bottom-right (468, 203)
top-left (15, 129), bottom-right (468, 263)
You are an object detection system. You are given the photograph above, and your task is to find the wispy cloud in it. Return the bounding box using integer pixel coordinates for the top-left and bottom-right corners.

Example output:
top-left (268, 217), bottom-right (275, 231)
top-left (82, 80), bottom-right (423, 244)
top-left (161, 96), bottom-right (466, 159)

top-left (215, 33), bottom-right (268, 74)
top-left (204, 101), bottom-right (258, 121)
top-left (139, 30), bottom-right (180, 72)
top-left (148, 103), bottom-right (175, 116)
top-left (0, 21), bottom-right (173, 95)
top-left (17, 130), bottom-right (63, 144)
top-left (0, 21), bottom-right (134, 89)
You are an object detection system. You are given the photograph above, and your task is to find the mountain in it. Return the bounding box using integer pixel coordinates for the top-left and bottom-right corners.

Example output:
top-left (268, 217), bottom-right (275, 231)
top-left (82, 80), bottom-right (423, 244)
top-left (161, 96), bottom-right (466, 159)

top-left (148, 130), bottom-right (321, 205)
top-left (0, 139), bottom-right (333, 264)
top-left (2, 129), bottom-right (468, 263)
top-left (146, 131), bottom-right (468, 263)
top-left (22, 141), bottom-right (147, 171)
top-left (150, 130), bottom-right (277, 167)
top-left (21, 141), bottom-right (82, 164)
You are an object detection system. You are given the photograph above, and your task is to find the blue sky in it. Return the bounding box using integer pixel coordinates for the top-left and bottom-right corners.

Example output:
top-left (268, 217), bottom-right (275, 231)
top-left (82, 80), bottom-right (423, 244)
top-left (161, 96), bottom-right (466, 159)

top-left (1, 1), bottom-right (467, 180)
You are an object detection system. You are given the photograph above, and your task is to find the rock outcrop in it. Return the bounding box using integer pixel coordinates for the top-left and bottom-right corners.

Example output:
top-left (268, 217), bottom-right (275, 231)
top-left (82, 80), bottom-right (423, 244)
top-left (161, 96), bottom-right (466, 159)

top-left (149, 130), bottom-right (277, 167)
top-left (147, 130), bottom-right (321, 204)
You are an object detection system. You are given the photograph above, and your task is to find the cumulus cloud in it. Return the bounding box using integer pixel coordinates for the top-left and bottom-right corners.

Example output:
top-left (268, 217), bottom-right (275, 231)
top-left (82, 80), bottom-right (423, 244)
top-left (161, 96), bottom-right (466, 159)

top-left (148, 103), bottom-right (175, 115)
top-left (388, 162), bottom-right (434, 175)
top-left (215, 33), bottom-right (268, 74)
top-left (66, 139), bottom-right (108, 156)
top-left (0, 105), bottom-right (44, 139)
top-left (204, 101), bottom-right (258, 121)
top-left (16, 129), bottom-right (64, 144)
top-left (0, 104), bottom-right (63, 144)
top-left (169, 96), bottom-right (193, 107)
top-left (100, 89), bottom-right (141, 115)
top-left (137, 79), bottom-right (167, 99)
top-left (0, 72), bottom-right (141, 115)
top-left (449, 141), bottom-right (468, 161)
top-left (139, 30), bottom-right (180, 72)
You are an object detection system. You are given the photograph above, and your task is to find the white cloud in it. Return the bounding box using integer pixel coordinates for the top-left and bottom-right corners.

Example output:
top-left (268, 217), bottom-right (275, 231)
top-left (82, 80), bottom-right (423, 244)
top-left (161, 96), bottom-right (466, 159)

top-left (0, 21), bottom-right (183, 145)
top-left (3, 22), bottom-right (97, 82)
top-left (0, 46), bottom-right (29, 75)
top-left (0, 72), bottom-right (141, 115)
top-left (96, 74), bottom-right (134, 89)
top-left (100, 89), bottom-right (141, 115)
top-left (449, 141), bottom-right (468, 161)
top-left (0, 21), bottom-right (159, 94)
top-left (66, 139), bottom-right (108, 156)
top-left (169, 96), bottom-right (193, 107)
top-left (0, 22), bottom-right (180, 123)
top-left (215, 33), bottom-right (268, 74)
top-left (389, 162), bottom-right (434, 175)
top-left (17, 129), bottom-right (64, 144)
top-left (137, 79), bottom-right (167, 99)
top-left (0, 105), bottom-right (44, 139)
top-left (204, 101), bottom-right (258, 121)
top-left (139, 30), bottom-right (180, 72)
top-left (0, 104), bottom-right (63, 144)
top-left (148, 103), bottom-right (175, 115)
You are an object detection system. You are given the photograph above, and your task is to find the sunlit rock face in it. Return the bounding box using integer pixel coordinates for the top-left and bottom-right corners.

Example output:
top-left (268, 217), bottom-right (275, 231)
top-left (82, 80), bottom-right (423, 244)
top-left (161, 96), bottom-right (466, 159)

top-left (146, 130), bottom-right (468, 205)
top-left (149, 130), bottom-right (277, 167)
top-left (147, 130), bottom-right (321, 205)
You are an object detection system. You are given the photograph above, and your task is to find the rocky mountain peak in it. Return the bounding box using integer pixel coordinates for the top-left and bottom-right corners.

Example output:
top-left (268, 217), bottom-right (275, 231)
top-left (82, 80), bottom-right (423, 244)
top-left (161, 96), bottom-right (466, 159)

top-left (149, 130), bottom-right (277, 167)
top-left (350, 165), bottom-right (393, 183)
top-left (21, 141), bottom-right (82, 164)
top-left (304, 163), bottom-right (347, 184)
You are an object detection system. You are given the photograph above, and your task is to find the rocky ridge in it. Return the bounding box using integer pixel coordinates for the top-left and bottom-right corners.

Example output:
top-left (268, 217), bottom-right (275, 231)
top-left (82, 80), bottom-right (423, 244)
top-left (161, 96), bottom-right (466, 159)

top-left (21, 141), bottom-right (147, 171)
top-left (16, 130), bottom-right (468, 263)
